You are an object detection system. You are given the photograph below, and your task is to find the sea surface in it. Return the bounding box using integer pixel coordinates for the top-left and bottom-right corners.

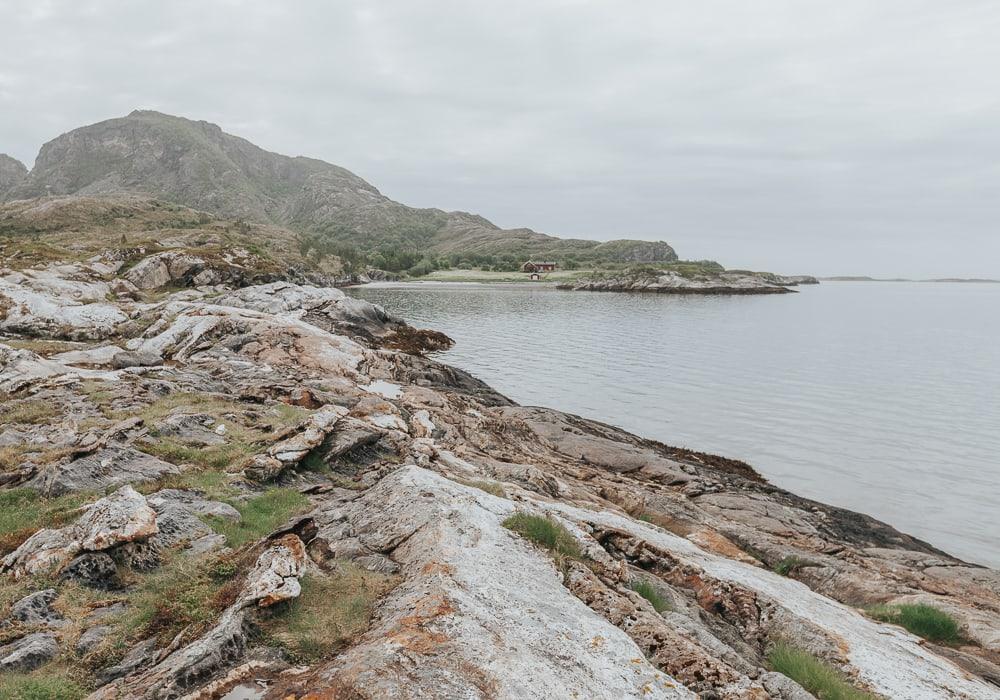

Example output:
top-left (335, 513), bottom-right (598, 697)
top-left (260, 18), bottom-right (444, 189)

top-left (348, 281), bottom-right (1000, 567)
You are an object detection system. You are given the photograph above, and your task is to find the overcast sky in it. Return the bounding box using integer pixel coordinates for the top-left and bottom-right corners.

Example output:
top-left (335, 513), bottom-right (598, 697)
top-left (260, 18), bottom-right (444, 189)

top-left (2, 0), bottom-right (999, 277)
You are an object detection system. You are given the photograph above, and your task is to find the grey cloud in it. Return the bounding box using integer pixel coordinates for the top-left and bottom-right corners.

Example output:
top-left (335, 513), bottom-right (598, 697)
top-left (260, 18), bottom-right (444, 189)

top-left (1, 0), bottom-right (998, 276)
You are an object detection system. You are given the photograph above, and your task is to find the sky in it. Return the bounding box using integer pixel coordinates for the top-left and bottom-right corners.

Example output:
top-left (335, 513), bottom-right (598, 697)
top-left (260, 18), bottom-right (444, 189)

top-left (2, 0), bottom-right (999, 277)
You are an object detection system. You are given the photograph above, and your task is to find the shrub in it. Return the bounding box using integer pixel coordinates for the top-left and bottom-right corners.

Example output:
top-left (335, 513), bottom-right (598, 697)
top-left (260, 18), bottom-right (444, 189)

top-left (867, 603), bottom-right (962, 644)
top-left (768, 643), bottom-right (876, 699)
top-left (502, 512), bottom-right (581, 560)
top-left (630, 579), bottom-right (670, 613)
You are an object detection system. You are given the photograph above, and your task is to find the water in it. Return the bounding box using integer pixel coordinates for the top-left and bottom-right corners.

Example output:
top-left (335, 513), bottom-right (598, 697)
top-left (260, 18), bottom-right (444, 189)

top-left (348, 282), bottom-right (1000, 567)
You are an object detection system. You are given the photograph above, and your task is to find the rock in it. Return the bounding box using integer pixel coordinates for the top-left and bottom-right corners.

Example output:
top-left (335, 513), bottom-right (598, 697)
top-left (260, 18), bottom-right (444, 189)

top-left (145, 489), bottom-right (240, 521)
top-left (0, 632), bottom-right (59, 672)
top-left (7, 589), bottom-right (64, 628)
top-left (110, 350), bottom-right (163, 369)
top-left (3, 485), bottom-right (157, 579)
top-left (245, 404), bottom-right (348, 481)
top-left (155, 413), bottom-right (225, 446)
top-left (240, 534), bottom-right (307, 607)
top-left (0, 277), bottom-right (127, 339)
top-left (76, 625), bottom-right (112, 654)
top-left (1, 527), bottom-right (80, 580)
top-left (60, 552), bottom-right (119, 588)
top-left (27, 446), bottom-right (180, 496)
top-left (96, 637), bottom-right (158, 685)
top-left (94, 608), bottom-right (248, 699)
top-left (73, 485), bottom-right (158, 550)
top-left (760, 671), bottom-right (814, 699)
top-left (123, 252), bottom-right (206, 290)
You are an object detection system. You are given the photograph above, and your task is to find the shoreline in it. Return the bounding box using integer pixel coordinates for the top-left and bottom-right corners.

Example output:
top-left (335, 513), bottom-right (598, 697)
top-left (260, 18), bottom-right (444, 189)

top-left (2, 260), bottom-right (998, 696)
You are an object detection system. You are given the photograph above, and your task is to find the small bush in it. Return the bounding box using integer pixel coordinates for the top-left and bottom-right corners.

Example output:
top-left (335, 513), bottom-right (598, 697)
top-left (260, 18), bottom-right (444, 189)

top-left (502, 512), bottom-right (581, 560)
top-left (867, 603), bottom-right (962, 644)
top-left (630, 579), bottom-right (670, 613)
top-left (204, 488), bottom-right (310, 548)
top-left (768, 643), bottom-right (876, 700)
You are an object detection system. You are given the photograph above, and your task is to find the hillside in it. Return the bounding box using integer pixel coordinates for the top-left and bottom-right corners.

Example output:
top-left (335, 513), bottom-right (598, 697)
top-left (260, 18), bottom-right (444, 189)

top-left (0, 154), bottom-right (27, 198)
top-left (5, 111), bottom-right (677, 267)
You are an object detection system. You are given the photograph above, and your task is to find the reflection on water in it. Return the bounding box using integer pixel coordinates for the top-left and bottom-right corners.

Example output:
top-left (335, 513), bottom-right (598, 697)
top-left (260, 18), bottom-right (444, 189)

top-left (349, 282), bottom-right (1000, 567)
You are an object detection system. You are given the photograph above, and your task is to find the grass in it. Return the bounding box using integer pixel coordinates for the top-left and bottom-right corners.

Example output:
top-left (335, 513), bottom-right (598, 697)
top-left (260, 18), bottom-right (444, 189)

top-left (630, 579), bottom-right (670, 613)
top-left (768, 643), bottom-right (877, 700)
top-left (114, 551), bottom-right (241, 644)
top-left (454, 478), bottom-right (506, 498)
top-left (503, 512), bottom-right (582, 561)
top-left (0, 488), bottom-right (91, 555)
top-left (140, 438), bottom-right (254, 471)
top-left (773, 555), bottom-right (817, 577)
top-left (260, 565), bottom-right (396, 663)
top-left (1, 338), bottom-right (83, 356)
top-left (0, 400), bottom-right (59, 425)
top-left (203, 488), bottom-right (311, 548)
top-left (0, 670), bottom-right (86, 700)
top-left (867, 603), bottom-right (962, 644)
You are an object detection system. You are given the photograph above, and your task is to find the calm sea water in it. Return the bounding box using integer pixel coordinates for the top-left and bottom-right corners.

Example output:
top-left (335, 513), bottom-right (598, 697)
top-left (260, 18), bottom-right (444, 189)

top-left (348, 282), bottom-right (1000, 567)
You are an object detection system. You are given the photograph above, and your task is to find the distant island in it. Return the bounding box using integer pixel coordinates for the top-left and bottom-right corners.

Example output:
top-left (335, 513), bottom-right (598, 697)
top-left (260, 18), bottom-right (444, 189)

top-left (822, 276), bottom-right (999, 283)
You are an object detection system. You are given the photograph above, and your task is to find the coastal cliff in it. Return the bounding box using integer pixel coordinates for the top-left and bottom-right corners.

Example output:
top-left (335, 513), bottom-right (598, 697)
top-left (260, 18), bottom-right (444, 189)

top-left (0, 207), bottom-right (997, 699)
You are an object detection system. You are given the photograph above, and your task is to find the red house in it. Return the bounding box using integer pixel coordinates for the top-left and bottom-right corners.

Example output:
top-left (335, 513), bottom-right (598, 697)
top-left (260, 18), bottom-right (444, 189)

top-left (522, 261), bottom-right (558, 273)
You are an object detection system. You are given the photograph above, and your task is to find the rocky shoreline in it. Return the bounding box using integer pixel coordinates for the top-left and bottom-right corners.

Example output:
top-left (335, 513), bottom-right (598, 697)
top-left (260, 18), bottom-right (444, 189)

top-left (558, 268), bottom-right (819, 294)
top-left (0, 247), bottom-right (998, 698)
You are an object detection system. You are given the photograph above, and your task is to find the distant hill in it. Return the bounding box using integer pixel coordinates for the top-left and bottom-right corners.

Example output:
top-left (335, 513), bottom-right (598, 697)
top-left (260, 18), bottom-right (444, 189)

top-left (5, 111), bottom-right (677, 267)
top-left (0, 154), bottom-right (27, 198)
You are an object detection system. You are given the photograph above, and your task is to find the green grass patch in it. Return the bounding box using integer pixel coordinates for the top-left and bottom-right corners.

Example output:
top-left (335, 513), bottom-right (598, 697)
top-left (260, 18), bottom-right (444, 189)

top-left (203, 488), bottom-right (310, 548)
top-left (867, 603), bottom-right (962, 644)
top-left (260, 565), bottom-right (396, 663)
top-left (773, 555), bottom-right (817, 577)
top-left (630, 579), bottom-right (670, 613)
top-left (768, 643), bottom-right (876, 700)
top-left (140, 438), bottom-right (254, 470)
top-left (0, 670), bottom-right (86, 700)
top-left (503, 512), bottom-right (581, 560)
top-left (0, 489), bottom-right (91, 555)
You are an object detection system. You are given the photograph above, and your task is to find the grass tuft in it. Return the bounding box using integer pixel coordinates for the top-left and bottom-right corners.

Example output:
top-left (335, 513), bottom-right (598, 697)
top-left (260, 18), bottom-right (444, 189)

top-left (454, 478), bottom-right (506, 498)
top-left (0, 671), bottom-right (86, 700)
top-left (867, 603), bottom-right (962, 644)
top-left (502, 512), bottom-right (581, 560)
top-left (260, 564), bottom-right (396, 663)
top-left (0, 489), bottom-right (91, 555)
top-left (773, 555), bottom-right (817, 577)
top-left (203, 488), bottom-right (310, 548)
top-left (768, 643), bottom-right (876, 700)
top-left (630, 579), bottom-right (670, 613)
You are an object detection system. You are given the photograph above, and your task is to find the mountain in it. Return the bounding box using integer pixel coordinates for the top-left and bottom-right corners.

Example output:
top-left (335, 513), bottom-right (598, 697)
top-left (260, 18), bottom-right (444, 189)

top-left (6, 110), bottom-right (677, 265)
top-left (0, 154), bottom-right (27, 197)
